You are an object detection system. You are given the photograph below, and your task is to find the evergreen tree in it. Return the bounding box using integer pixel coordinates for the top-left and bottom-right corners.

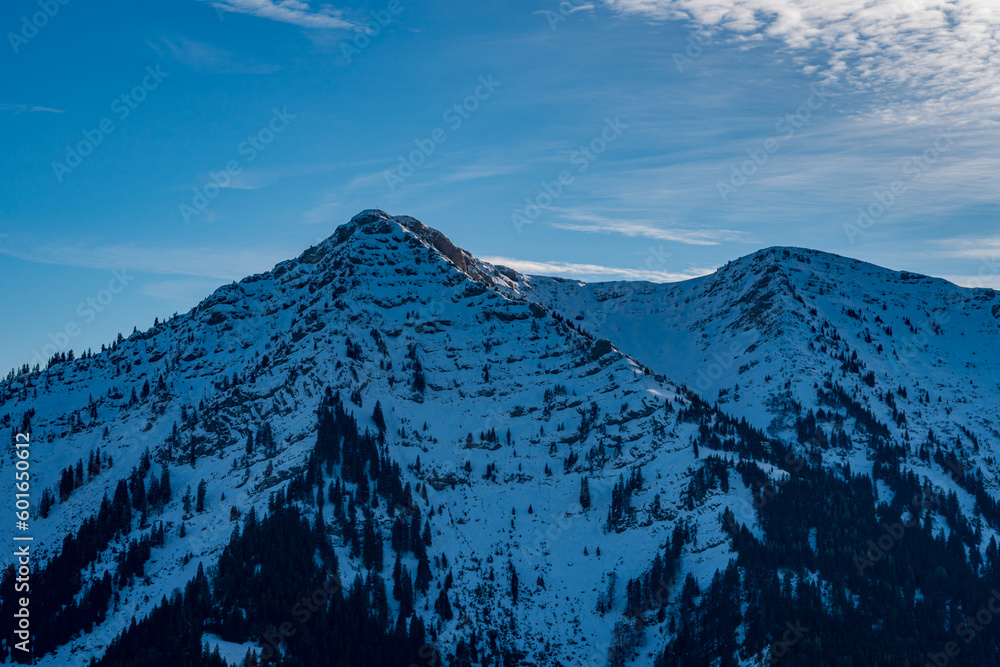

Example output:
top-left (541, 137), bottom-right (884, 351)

top-left (160, 463), bottom-right (173, 500)
top-left (196, 480), bottom-right (207, 513)
top-left (415, 554), bottom-right (432, 594)
top-left (434, 588), bottom-right (453, 620)
top-left (372, 400), bottom-right (386, 432)
top-left (131, 473), bottom-right (146, 514)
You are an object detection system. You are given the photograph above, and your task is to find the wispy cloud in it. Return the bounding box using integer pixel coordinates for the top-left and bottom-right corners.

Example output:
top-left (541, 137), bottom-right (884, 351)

top-left (202, 0), bottom-right (353, 29)
top-left (142, 278), bottom-right (229, 301)
top-left (933, 236), bottom-right (1000, 262)
top-left (0, 238), bottom-right (296, 281)
top-left (531, 2), bottom-right (596, 22)
top-left (539, 118), bottom-right (999, 245)
top-left (549, 209), bottom-right (751, 245)
top-left (533, 3), bottom-right (595, 16)
top-left (0, 104), bottom-right (64, 114)
top-left (300, 196), bottom-right (344, 225)
top-left (482, 255), bottom-right (713, 283)
top-left (937, 274), bottom-right (1000, 291)
top-left (438, 162), bottom-right (521, 183)
top-left (604, 0), bottom-right (1000, 123)
top-left (152, 37), bottom-right (280, 74)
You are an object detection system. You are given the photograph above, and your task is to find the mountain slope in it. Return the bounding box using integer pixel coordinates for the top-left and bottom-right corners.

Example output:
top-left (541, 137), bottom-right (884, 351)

top-left (3, 212), bottom-right (1000, 667)
top-left (517, 246), bottom-right (1000, 462)
top-left (1, 211), bottom-right (755, 666)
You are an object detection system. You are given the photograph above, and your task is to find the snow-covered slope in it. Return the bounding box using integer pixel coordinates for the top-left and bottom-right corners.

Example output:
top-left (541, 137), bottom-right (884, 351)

top-left (1, 211), bottom-right (750, 666)
top-left (3, 212), bottom-right (999, 666)
top-left (517, 246), bottom-right (1000, 463)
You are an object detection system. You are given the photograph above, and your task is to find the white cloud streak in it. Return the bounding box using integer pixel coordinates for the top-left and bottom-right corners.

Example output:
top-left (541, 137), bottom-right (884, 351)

top-left (203, 0), bottom-right (353, 29)
top-left (155, 37), bottom-right (281, 73)
top-left (936, 236), bottom-right (1000, 261)
top-left (937, 274), bottom-right (1000, 290)
top-left (0, 239), bottom-right (295, 281)
top-left (0, 104), bottom-right (64, 113)
top-left (549, 209), bottom-right (751, 245)
top-left (482, 255), bottom-right (713, 283)
top-left (141, 278), bottom-right (230, 301)
top-left (604, 0), bottom-right (1000, 123)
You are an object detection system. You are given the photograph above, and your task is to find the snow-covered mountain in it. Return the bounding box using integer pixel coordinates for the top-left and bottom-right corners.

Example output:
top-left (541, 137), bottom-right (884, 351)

top-left (518, 246), bottom-right (1000, 462)
top-left (3, 210), bottom-right (999, 667)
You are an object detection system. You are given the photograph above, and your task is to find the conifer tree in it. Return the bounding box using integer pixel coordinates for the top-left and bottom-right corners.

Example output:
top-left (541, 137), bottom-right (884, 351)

top-left (196, 480), bottom-right (207, 513)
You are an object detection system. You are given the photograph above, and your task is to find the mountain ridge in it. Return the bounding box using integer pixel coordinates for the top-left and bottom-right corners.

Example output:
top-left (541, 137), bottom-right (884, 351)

top-left (3, 210), bottom-right (1000, 667)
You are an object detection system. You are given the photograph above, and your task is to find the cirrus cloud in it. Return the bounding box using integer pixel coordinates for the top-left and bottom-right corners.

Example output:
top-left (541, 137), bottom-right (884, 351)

top-left (482, 255), bottom-right (713, 283)
top-left (604, 0), bottom-right (1000, 124)
top-left (202, 0), bottom-right (353, 29)
top-left (549, 209), bottom-right (752, 245)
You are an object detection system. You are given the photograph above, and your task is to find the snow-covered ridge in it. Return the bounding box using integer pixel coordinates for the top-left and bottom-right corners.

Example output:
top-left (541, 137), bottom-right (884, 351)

top-left (520, 244), bottom-right (1000, 450)
top-left (2, 212), bottom-right (999, 666)
top-left (1, 210), bottom-right (708, 665)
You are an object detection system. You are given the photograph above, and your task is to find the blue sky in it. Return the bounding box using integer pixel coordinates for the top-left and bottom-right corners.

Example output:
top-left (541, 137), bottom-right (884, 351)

top-left (2, 0), bottom-right (999, 373)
